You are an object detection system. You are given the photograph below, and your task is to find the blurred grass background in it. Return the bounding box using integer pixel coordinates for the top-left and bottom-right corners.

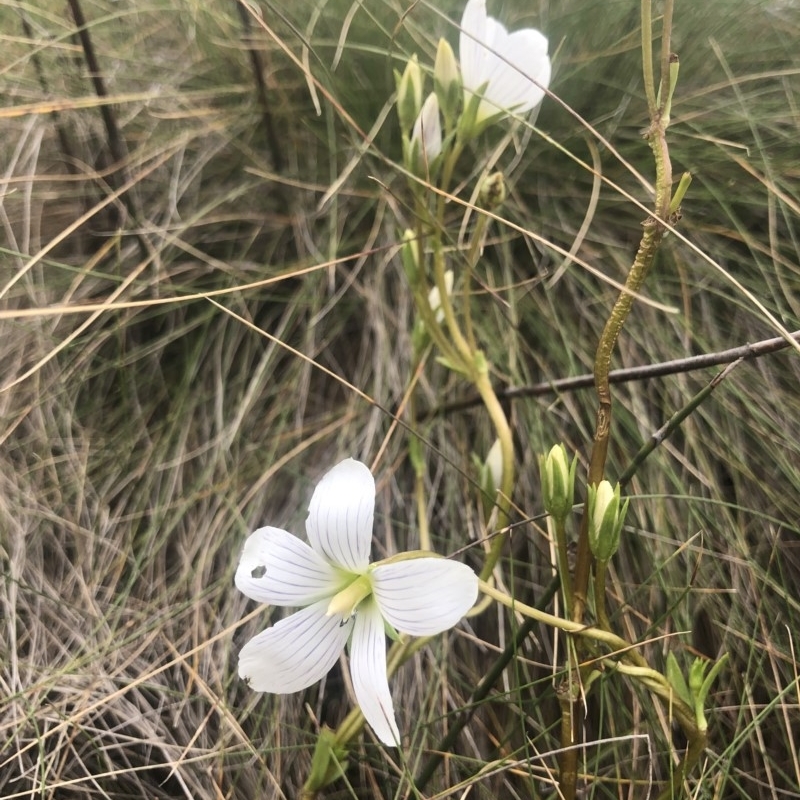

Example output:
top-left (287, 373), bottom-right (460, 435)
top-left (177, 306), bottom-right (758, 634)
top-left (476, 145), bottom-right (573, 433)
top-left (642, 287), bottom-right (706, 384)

top-left (1, 0), bottom-right (798, 798)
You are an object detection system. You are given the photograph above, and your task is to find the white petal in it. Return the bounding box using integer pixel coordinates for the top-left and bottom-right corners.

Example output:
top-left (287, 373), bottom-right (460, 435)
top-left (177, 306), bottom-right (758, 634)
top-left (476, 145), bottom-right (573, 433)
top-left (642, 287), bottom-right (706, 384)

top-left (306, 458), bottom-right (374, 572)
top-left (459, 0), bottom-right (488, 90)
top-left (371, 559), bottom-right (478, 636)
top-left (235, 526), bottom-right (342, 606)
top-left (459, 0), bottom-right (551, 122)
top-left (488, 29), bottom-right (550, 114)
top-left (411, 93), bottom-right (443, 161)
top-left (349, 601), bottom-right (400, 746)
top-left (238, 600), bottom-right (353, 694)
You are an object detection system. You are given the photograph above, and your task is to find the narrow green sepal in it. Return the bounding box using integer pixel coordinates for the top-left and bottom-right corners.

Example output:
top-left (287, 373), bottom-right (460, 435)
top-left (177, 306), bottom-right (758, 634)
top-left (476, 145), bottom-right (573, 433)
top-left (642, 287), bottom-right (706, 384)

top-left (698, 652), bottom-right (728, 705)
top-left (384, 619), bottom-right (401, 643)
top-left (457, 80), bottom-right (487, 143)
top-left (665, 651), bottom-right (693, 707)
top-left (305, 726), bottom-right (349, 793)
top-left (435, 355), bottom-right (468, 375)
top-left (694, 653), bottom-right (728, 732)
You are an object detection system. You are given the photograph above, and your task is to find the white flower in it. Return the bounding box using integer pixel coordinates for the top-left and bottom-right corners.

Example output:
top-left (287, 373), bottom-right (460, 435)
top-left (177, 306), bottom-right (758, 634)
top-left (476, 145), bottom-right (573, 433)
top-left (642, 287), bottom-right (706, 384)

top-left (427, 269), bottom-right (454, 324)
top-left (411, 92), bottom-right (443, 163)
top-left (459, 0), bottom-right (551, 125)
top-left (235, 458), bottom-right (478, 746)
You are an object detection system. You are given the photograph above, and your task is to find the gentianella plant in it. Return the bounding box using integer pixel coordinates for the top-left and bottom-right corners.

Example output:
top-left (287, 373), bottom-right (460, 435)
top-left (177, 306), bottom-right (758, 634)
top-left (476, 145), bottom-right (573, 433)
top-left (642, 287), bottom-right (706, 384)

top-left (235, 2), bottom-right (728, 799)
top-left (235, 458), bottom-right (478, 745)
top-left (388, 1), bottom-right (725, 798)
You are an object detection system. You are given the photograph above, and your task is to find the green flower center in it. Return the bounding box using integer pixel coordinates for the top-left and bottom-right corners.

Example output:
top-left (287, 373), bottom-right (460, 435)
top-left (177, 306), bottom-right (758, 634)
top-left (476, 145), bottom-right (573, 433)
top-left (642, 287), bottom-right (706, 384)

top-left (326, 573), bottom-right (373, 620)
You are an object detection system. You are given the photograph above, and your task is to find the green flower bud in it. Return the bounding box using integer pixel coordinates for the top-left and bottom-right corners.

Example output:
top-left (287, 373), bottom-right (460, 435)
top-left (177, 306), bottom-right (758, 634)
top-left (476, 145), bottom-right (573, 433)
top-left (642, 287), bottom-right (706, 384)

top-left (433, 38), bottom-right (461, 123)
top-left (400, 228), bottom-right (421, 284)
top-left (538, 444), bottom-right (576, 523)
top-left (688, 657), bottom-right (707, 698)
top-left (477, 438), bottom-right (504, 519)
top-left (484, 438), bottom-right (503, 495)
top-left (478, 171), bottom-right (507, 210)
top-left (395, 55), bottom-right (423, 134)
top-left (587, 480), bottom-right (628, 562)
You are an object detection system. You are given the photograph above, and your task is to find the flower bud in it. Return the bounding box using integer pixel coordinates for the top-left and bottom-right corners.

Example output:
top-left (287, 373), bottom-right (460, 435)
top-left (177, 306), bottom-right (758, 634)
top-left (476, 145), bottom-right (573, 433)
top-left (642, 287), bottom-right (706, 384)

top-left (539, 444), bottom-right (576, 522)
top-left (484, 438), bottom-right (503, 494)
top-left (400, 228), bottom-right (421, 283)
top-left (478, 171), bottom-right (506, 210)
top-left (410, 92), bottom-right (443, 172)
top-left (395, 55), bottom-right (423, 134)
top-left (587, 480), bottom-right (628, 562)
top-left (427, 269), bottom-right (454, 324)
top-left (433, 38), bottom-right (460, 123)
top-left (688, 657), bottom-right (706, 698)
top-left (476, 438), bottom-right (504, 519)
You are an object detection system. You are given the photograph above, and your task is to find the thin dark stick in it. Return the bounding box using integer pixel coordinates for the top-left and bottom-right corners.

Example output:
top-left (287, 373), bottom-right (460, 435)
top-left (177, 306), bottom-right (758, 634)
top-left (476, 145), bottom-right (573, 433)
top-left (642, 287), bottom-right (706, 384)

top-left (432, 330), bottom-right (800, 417)
top-left (236, 0), bottom-right (285, 172)
top-left (66, 0), bottom-right (128, 169)
top-left (618, 357), bottom-right (744, 487)
top-left (66, 0), bottom-right (153, 262)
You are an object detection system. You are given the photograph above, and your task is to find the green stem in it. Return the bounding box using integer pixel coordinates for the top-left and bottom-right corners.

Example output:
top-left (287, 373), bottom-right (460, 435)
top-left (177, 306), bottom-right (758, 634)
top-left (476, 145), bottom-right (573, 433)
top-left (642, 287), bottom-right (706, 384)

top-left (655, 728), bottom-right (708, 800)
top-left (572, 0), bottom-right (675, 627)
top-left (562, 6), bottom-right (679, 798)
top-left (409, 388), bottom-right (431, 551)
top-left (475, 369), bottom-right (514, 580)
top-left (594, 558), bottom-right (612, 632)
top-left (552, 516), bottom-right (574, 616)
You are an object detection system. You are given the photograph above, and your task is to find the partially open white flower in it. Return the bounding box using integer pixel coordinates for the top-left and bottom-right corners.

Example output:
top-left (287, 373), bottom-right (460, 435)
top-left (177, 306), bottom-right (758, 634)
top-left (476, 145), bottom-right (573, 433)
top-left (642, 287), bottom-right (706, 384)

top-left (459, 0), bottom-right (551, 126)
top-left (410, 91), bottom-right (443, 164)
top-left (235, 458), bottom-right (478, 746)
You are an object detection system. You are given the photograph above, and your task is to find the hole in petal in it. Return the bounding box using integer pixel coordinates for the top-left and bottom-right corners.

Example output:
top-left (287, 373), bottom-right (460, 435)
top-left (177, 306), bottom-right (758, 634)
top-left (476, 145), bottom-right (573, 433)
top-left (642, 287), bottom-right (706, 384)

top-left (250, 565), bottom-right (266, 579)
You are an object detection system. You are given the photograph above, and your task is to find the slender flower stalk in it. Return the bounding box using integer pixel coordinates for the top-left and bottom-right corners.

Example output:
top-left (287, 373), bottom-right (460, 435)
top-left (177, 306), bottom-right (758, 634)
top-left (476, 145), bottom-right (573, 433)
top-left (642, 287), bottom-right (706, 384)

top-left (235, 458), bottom-right (478, 746)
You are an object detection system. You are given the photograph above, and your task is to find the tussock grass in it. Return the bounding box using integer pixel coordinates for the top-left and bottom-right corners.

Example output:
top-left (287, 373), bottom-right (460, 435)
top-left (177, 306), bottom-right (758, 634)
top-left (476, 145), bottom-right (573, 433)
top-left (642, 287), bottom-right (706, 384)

top-left (1, 0), bottom-right (799, 798)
